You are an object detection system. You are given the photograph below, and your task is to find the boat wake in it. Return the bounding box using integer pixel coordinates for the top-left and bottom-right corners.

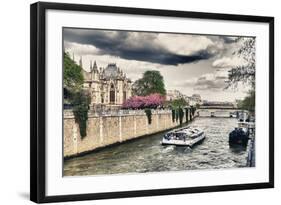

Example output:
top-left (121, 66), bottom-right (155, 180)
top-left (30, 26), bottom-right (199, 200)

top-left (161, 146), bottom-right (175, 153)
top-left (183, 147), bottom-right (193, 153)
top-left (174, 146), bottom-right (192, 153)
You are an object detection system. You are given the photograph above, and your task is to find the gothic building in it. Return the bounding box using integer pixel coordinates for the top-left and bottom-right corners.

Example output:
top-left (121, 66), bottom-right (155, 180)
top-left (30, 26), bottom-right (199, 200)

top-left (79, 57), bottom-right (132, 109)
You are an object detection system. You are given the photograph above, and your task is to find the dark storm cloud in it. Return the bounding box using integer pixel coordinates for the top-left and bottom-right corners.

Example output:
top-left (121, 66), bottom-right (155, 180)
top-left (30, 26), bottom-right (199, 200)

top-left (194, 76), bottom-right (227, 90)
top-left (221, 36), bottom-right (237, 44)
top-left (63, 29), bottom-right (214, 65)
top-left (215, 76), bottom-right (228, 80)
top-left (207, 36), bottom-right (237, 44)
top-left (174, 74), bottom-right (228, 91)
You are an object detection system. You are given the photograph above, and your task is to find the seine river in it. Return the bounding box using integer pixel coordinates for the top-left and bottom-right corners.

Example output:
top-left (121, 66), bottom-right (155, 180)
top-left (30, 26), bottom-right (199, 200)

top-left (64, 117), bottom-right (250, 176)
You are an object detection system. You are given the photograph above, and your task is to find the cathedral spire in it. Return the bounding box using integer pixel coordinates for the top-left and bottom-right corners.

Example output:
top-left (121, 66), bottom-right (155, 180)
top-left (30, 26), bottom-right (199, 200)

top-left (93, 61), bottom-right (97, 68)
top-left (79, 56), bottom-right (83, 68)
top-left (92, 60), bottom-right (98, 72)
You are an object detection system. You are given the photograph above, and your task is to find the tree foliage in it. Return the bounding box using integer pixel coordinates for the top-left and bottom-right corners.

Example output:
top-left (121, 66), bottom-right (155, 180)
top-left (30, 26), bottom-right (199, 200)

top-left (178, 108), bottom-right (184, 124)
top-left (185, 108), bottom-right (189, 122)
top-left (226, 38), bottom-right (256, 112)
top-left (172, 109), bottom-right (176, 122)
top-left (132, 70), bottom-right (166, 96)
top-left (63, 52), bottom-right (90, 138)
top-left (144, 108), bottom-right (152, 124)
top-left (166, 97), bottom-right (188, 109)
top-left (175, 109), bottom-right (179, 122)
top-left (227, 38), bottom-right (256, 88)
top-left (122, 93), bottom-right (165, 109)
top-left (64, 52), bottom-right (84, 91)
top-left (71, 91), bottom-right (91, 138)
top-left (237, 90), bottom-right (255, 112)
top-left (191, 106), bottom-right (196, 116)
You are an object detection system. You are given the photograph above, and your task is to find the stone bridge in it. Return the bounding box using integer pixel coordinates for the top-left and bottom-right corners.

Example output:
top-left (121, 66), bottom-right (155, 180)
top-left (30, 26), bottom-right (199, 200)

top-left (197, 107), bottom-right (246, 118)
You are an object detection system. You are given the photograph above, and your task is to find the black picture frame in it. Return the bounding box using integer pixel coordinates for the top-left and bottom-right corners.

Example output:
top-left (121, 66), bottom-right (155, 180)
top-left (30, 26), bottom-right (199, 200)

top-left (30, 1), bottom-right (274, 203)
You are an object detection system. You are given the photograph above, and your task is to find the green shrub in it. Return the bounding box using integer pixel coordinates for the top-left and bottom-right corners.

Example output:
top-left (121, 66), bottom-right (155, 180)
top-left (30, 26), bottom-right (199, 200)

top-left (64, 52), bottom-right (91, 139)
top-left (175, 109), bottom-right (179, 122)
top-left (71, 91), bottom-right (91, 138)
top-left (172, 109), bottom-right (175, 122)
top-left (185, 108), bottom-right (189, 122)
top-left (191, 106), bottom-right (196, 116)
top-left (144, 108), bottom-right (152, 124)
top-left (179, 108), bottom-right (184, 124)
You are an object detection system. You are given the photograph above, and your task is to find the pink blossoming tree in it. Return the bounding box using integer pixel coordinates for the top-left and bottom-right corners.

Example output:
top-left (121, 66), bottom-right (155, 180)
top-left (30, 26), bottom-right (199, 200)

top-left (122, 93), bottom-right (165, 109)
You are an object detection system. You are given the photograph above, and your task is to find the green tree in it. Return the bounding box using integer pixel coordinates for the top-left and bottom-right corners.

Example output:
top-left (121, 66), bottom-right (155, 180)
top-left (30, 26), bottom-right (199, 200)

top-left (191, 106), bottom-right (196, 116)
top-left (144, 108), bottom-right (152, 124)
top-left (227, 37), bottom-right (255, 88)
top-left (71, 91), bottom-right (91, 138)
top-left (167, 97), bottom-right (188, 109)
top-left (132, 70), bottom-right (166, 96)
top-left (175, 109), bottom-right (179, 122)
top-left (178, 108), bottom-right (184, 124)
top-left (227, 38), bottom-right (256, 112)
top-left (64, 52), bottom-right (84, 91)
top-left (64, 52), bottom-right (90, 138)
top-left (238, 90), bottom-right (255, 112)
top-left (172, 109), bottom-right (176, 122)
top-left (185, 108), bottom-right (189, 122)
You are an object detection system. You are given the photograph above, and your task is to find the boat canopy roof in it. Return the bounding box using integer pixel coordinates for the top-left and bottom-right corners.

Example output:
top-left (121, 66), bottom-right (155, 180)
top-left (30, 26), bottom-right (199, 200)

top-left (167, 127), bottom-right (203, 136)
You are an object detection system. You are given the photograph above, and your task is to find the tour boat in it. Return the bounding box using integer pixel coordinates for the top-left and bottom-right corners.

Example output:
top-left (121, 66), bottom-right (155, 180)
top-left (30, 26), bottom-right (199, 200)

top-left (237, 120), bottom-right (255, 130)
top-left (162, 127), bottom-right (206, 147)
top-left (229, 127), bottom-right (249, 146)
top-left (229, 112), bottom-right (237, 118)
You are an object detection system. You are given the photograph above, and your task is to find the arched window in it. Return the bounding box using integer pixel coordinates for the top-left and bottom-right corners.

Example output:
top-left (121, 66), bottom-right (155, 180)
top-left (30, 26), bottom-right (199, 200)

top-left (101, 94), bottom-right (104, 104)
top-left (110, 84), bottom-right (115, 104)
top-left (123, 83), bottom-right (127, 103)
top-left (123, 91), bottom-right (126, 103)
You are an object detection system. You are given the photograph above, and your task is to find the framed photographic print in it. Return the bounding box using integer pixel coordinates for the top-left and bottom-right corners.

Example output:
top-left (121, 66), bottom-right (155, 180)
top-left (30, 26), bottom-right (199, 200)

top-left (30, 1), bottom-right (274, 203)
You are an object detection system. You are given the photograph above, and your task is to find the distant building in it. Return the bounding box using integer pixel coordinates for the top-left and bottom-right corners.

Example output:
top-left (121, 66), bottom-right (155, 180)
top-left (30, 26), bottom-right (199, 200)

top-left (165, 91), bottom-right (202, 106)
top-left (233, 100), bottom-right (239, 108)
top-left (201, 100), bottom-right (235, 108)
top-left (79, 57), bottom-right (132, 109)
top-left (166, 90), bottom-right (184, 101)
top-left (185, 94), bottom-right (202, 106)
top-left (191, 94), bottom-right (202, 103)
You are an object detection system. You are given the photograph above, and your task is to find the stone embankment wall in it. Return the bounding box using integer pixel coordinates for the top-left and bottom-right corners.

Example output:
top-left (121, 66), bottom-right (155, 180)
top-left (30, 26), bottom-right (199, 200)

top-left (64, 109), bottom-right (194, 158)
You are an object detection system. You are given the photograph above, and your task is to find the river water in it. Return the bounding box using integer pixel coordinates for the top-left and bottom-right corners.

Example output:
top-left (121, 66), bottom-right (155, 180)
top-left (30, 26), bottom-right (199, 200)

top-left (64, 117), bottom-right (250, 176)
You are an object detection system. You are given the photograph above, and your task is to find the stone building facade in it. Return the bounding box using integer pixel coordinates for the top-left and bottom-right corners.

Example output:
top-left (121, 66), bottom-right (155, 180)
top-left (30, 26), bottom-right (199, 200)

top-left (79, 58), bottom-right (132, 109)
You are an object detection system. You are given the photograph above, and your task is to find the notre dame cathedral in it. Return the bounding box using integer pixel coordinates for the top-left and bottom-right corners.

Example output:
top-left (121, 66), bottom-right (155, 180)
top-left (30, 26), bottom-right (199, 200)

top-left (78, 57), bottom-right (132, 110)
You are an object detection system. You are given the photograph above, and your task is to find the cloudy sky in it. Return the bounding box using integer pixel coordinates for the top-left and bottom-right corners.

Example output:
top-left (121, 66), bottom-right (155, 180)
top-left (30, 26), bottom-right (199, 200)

top-left (63, 28), bottom-right (254, 102)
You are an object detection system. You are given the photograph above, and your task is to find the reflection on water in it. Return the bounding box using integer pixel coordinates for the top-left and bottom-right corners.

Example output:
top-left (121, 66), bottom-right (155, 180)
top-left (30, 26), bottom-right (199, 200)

top-left (229, 144), bottom-right (248, 153)
top-left (64, 117), bottom-right (250, 176)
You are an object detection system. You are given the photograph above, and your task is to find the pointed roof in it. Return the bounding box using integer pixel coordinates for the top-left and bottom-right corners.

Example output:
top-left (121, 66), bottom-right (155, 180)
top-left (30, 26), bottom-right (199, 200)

top-left (93, 60), bottom-right (97, 68)
top-left (79, 56), bottom-right (83, 68)
top-left (89, 60), bottom-right (97, 73)
top-left (104, 63), bottom-right (118, 79)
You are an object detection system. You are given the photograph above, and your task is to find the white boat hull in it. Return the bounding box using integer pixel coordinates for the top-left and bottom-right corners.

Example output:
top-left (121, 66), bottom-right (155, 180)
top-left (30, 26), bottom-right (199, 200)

top-left (162, 134), bottom-right (206, 147)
